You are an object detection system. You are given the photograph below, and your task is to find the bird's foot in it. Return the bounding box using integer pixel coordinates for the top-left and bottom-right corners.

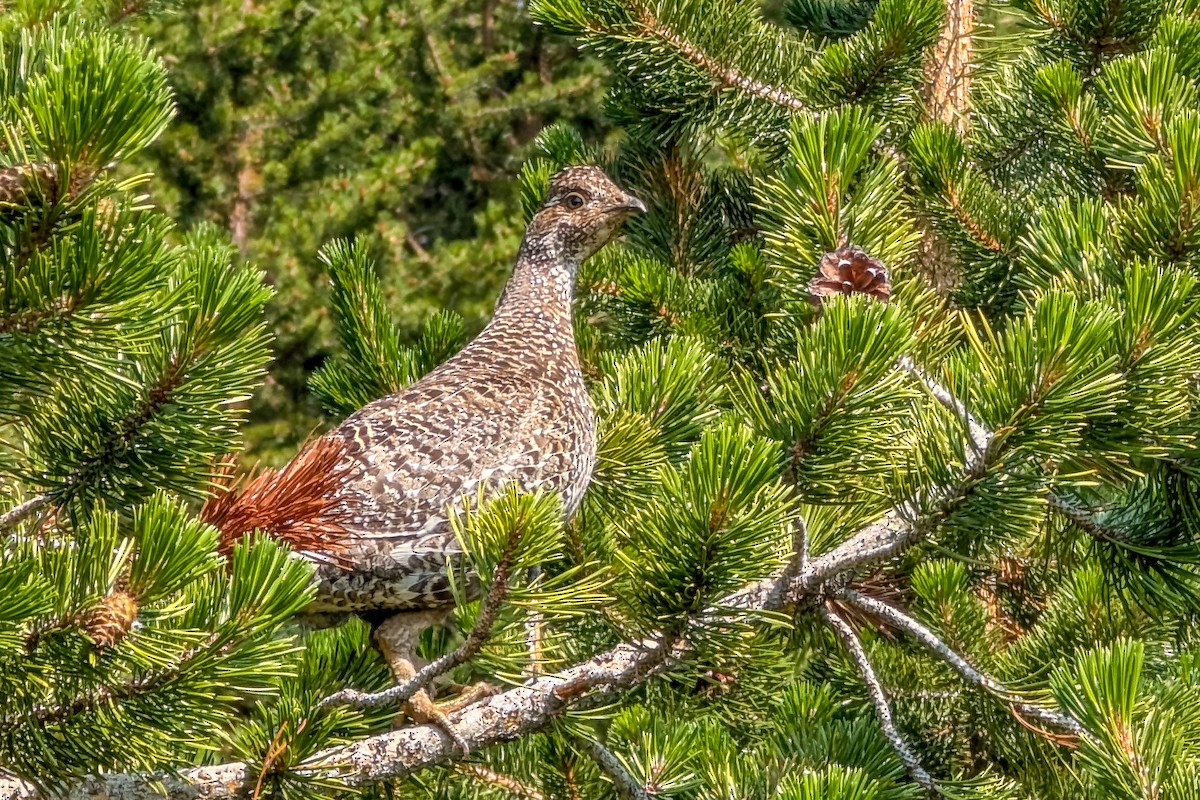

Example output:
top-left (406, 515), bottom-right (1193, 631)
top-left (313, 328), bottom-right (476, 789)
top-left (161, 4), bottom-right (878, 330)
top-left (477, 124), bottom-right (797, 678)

top-left (397, 683), bottom-right (497, 754)
top-left (374, 613), bottom-right (498, 753)
top-left (439, 680), bottom-right (499, 712)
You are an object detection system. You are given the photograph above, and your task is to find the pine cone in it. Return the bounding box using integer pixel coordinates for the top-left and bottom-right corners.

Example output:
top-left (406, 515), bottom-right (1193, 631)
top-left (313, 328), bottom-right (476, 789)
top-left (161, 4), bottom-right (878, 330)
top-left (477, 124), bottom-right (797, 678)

top-left (0, 163), bottom-right (59, 207)
top-left (808, 246), bottom-right (891, 304)
top-left (82, 590), bottom-right (139, 648)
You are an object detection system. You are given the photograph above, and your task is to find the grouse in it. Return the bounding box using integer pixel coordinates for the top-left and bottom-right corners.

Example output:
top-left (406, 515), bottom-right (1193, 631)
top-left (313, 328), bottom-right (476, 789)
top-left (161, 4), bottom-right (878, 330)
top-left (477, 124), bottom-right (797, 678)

top-left (205, 165), bottom-right (645, 737)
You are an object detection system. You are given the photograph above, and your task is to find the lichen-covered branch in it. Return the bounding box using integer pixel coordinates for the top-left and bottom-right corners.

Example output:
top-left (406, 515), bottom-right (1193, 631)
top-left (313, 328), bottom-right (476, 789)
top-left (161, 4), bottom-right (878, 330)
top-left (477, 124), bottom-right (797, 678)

top-left (1045, 494), bottom-right (1131, 545)
top-left (836, 588), bottom-right (1087, 737)
top-left (0, 496), bottom-right (50, 532)
top-left (0, 636), bottom-right (674, 800)
top-left (821, 606), bottom-right (939, 794)
top-left (573, 737), bottom-right (649, 800)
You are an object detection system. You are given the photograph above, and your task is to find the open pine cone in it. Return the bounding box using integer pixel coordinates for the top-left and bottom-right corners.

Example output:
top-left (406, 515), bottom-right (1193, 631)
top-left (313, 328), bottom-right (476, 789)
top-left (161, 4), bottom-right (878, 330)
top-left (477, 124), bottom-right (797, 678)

top-left (808, 246), bottom-right (891, 304)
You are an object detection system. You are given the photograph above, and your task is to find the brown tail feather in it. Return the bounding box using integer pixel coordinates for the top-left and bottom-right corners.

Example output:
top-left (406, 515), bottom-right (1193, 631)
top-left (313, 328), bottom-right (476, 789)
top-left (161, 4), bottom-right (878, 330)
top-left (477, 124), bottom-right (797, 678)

top-left (201, 436), bottom-right (355, 564)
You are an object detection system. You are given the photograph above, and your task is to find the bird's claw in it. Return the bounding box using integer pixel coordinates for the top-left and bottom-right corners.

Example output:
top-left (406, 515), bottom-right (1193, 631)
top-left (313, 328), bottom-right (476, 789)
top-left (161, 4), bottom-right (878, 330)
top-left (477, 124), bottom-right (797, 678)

top-left (401, 688), bottom-right (481, 754)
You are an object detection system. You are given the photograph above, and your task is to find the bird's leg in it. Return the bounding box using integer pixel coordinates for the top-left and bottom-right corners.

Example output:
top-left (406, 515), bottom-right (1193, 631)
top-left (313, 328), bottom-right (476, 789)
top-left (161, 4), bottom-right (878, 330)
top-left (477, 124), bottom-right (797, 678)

top-left (373, 610), bottom-right (496, 751)
top-left (373, 610), bottom-right (466, 747)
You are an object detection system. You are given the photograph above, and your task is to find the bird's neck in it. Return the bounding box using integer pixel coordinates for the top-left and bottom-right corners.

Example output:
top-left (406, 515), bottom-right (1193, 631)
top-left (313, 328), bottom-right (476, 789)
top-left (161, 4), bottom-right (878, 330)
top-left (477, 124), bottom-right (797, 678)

top-left (488, 235), bottom-right (580, 336)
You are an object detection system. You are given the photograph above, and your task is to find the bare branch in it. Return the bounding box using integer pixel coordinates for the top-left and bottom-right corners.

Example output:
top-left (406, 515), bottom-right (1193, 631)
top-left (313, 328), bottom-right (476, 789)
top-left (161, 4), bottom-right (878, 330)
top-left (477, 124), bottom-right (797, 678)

top-left (821, 606), bottom-right (939, 795)
top-left (0, 496), bottom-right (50, 531)
top-left (573, 738), bottom-right (648, 800)
top-left (836, 589), bottom-right (1087, 737)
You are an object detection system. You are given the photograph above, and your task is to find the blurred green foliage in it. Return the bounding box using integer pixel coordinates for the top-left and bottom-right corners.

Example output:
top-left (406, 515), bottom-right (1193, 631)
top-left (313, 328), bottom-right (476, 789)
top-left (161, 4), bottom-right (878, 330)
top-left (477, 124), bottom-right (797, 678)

top-left (134, 0), bottom-right (609, 460)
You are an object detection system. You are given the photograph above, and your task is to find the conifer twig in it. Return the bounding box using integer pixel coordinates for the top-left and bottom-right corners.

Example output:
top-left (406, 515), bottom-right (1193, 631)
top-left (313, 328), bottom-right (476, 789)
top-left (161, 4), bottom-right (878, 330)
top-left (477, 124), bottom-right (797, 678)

top-left (0, 495), bottom-right (50, 531)
top-left (900, 355), bottom-right (1129, 547)
top-left (835, 588), bottom-right (1087, 737)
top-left (820, 605), bottom-right (940, 795)
top-left (578, 1), bottom-right (808, 113)
top-left (897, 356), bottom-right (989, 455)
top-left (524, 565), bottom-right (545, 677)
top-left (455, 763), bottom-right (545, 800)
top-left (786, 356), bottom-right (1000, 585)
top-left (1045, 494), bottom-right (1132, 545)
top-left (768, 513), bottom-right (810, 608)
top-left (573, 738), bottom-right (649, 800)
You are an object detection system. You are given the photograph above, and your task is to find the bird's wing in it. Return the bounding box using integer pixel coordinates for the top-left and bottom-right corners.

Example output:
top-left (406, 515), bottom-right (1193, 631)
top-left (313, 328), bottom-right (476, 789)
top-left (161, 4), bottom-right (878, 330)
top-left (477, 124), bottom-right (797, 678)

top-left (328, 373), bottom-right (570, 550)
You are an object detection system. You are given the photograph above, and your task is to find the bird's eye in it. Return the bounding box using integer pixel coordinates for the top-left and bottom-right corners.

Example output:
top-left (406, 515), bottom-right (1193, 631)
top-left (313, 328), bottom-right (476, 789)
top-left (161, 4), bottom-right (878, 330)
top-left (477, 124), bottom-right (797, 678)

top-left (564, 193), bottom-right (585, 209)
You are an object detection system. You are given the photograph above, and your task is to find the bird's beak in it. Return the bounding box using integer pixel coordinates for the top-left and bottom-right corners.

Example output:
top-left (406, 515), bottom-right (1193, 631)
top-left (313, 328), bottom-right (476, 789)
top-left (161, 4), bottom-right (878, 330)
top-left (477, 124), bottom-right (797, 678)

top-left (616, 195), bottom-right (647, 215)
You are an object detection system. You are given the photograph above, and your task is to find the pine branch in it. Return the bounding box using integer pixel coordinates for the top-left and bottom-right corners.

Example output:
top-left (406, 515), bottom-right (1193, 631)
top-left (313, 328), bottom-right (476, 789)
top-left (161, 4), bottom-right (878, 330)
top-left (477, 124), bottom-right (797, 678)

top-left (835, 588), bottom-right (1087, 738)
top-left (455, 764), bottom-right (545, 800)
top-left (7, 631), bottom-right (226, 729)
top-left (900, 354), bottom-right (1129, 548)
top-left (0, 496), bottom-right (50, 531)
top-left (630, 4), bottom-right (807, 112)
top-left (820, 605), bottom-right (939, 795)
top-left (55, 361), bottom-right (191, 504)
top-left (0, 636), bottom-right (678, 800)
top-left (898, 356), bottom-right (989, 454)
top-left (573, 738), bottom-right (648, 800)
top-left (1045, 494), bottom-right (1133, 546)
top-left (768, 353), bottom-right (1006, 586)
top-left (572, 1), bottom-right (808, 113)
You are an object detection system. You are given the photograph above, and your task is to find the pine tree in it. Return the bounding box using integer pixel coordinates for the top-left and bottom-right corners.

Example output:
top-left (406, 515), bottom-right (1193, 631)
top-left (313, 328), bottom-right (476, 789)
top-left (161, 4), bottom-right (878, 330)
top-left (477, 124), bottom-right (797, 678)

top-left (4, 0), bottom-right (1200, 798)
top-left (0, 3), bottom-right (316, 791)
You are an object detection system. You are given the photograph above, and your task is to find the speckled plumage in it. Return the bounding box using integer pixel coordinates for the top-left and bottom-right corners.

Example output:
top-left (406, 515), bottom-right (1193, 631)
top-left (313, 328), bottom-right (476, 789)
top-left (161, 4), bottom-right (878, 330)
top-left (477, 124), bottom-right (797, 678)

top-left (304, 166), bottom-right (645, 614)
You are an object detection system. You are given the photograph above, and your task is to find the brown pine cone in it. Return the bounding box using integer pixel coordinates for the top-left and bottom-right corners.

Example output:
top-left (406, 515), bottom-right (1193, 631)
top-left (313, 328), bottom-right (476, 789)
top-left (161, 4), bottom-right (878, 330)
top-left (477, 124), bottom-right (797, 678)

top-left (82, 590), bottom-right (139, 648)
top-left (0, 163), bottom-right (59, 207)
top-left (808, 246), bottom-right (891, 304)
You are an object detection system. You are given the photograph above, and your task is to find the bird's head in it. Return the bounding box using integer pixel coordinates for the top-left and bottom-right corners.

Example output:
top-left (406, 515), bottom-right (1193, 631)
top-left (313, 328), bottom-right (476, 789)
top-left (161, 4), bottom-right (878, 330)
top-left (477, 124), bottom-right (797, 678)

top-left (524, 165), bottom-right (646, 266)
